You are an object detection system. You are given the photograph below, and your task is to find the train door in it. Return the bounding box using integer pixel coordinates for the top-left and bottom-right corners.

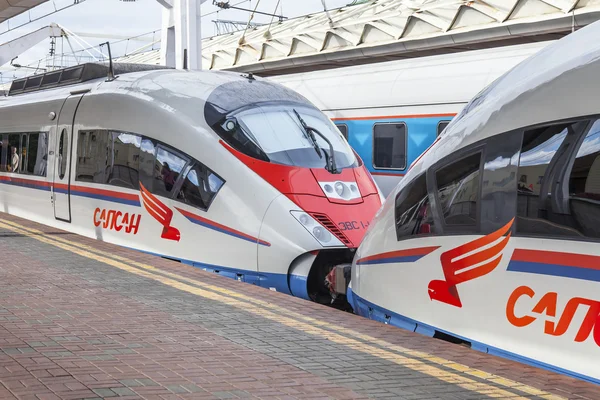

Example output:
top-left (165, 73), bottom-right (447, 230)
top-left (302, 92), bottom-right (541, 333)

top-left (53, 94), bottom-right (84, 222)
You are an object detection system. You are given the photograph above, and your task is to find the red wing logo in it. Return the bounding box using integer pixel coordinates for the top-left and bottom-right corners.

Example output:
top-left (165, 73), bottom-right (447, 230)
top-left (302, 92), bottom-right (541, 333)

top-left (428, 218), bottom-right (514, 308)
top-left (139, 182), bottom-right (181, 241)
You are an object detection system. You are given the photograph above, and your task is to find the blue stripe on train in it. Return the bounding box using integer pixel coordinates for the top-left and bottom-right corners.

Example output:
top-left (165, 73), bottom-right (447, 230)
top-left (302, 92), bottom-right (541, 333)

top-left (347, 288), bottom-right (600, 386)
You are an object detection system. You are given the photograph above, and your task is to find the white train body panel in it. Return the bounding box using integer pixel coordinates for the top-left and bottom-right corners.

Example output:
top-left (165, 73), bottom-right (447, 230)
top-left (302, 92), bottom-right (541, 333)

top-left (0, 65), bottom-right (382, 304)
top-left (270, 42), bottom-right (553, 197)
top-left (350, 21), bottom-right (600, 384)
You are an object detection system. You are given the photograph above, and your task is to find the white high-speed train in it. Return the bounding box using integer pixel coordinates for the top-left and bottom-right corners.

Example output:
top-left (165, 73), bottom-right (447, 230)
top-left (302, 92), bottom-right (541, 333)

top-left (0, 63), bottom-right (383, 306)
top-left (348, 20), bottom-right (600, 383)
top-left (271, 41), bottom-right (553, 197)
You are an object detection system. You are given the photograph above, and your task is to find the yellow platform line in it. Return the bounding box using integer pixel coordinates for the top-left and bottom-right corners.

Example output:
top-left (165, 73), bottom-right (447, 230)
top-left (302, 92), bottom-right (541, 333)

top-left (0, 218), bottom-right (564, 400)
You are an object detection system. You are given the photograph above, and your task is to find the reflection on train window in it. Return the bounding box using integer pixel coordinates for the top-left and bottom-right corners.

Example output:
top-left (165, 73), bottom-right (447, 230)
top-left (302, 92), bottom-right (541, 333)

top-left (437, 121), bottom-right (451, 137)
top-left (139, 138), bottom-right (156, 192)
top-left (395, 174), bottom-right (434, 240)
top-left (27, 133), bottom-right (47, 175)
top-left (1, 133), bottom-right (47, 176)
top-left (336, 124), bottom-right (348, 140)
top-left (176, 163), bottom-right (224, 210)
top-left (107, 132), bottom-right (141, 189)
top-left (58, 129), bottom-right (68, 180)
top-left (8, 134), bottom-right (20, 173)
top-left (154, 146), bottom-right (188, 198)
top-left (435, 152), bottom-right (481, 227)
top-left (516, 123), bottom-right (575, 236)
top-left (373, 123), bottom-right (406, 170)
top-left (76, 131), bottom-right (109, 183)
top-left (569, 119), bottom-right (600, 238)
top-left (74, 130), bottom-right (224, 211)
top-left (20, 134), bottom-right (27, 173)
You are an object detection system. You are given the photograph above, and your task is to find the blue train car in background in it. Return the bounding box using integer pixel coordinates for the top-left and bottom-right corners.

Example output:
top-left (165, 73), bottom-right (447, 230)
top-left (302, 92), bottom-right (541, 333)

top-left (271, 41), bottom-right (551, 197)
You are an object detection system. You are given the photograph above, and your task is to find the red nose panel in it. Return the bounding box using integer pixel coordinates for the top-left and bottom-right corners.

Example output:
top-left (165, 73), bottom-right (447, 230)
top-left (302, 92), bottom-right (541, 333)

top-left (221, 140), bottom-right (382, 247)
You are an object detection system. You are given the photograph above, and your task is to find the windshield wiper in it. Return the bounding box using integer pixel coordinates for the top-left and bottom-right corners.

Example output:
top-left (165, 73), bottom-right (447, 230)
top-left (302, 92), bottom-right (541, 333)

top-left (293, 109), bottom-right (322, 159)
top-left (292, 109), bottom-right (339, 174)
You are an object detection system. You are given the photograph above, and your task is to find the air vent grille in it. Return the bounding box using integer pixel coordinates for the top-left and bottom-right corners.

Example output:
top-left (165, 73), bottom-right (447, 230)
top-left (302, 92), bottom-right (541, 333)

top-left (310, 212), bottom-right (352, 247)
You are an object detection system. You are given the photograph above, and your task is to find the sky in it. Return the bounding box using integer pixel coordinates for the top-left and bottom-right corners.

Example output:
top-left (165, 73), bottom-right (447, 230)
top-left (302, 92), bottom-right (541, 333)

top-left (0, 0), bottom-right (352, 82)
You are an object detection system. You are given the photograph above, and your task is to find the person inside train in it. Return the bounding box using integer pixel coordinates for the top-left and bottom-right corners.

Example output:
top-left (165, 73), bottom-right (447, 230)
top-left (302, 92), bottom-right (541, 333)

top-left (161, 162), bottom-right (176, 192)
top-left (10, 146), bottom-right (19, 172)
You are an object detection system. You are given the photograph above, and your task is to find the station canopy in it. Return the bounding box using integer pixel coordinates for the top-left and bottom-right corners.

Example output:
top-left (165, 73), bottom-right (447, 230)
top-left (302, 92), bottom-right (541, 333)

top-left (0, 0), bottom-right (48, 24)
top-left (122, 0), bottom-right (600, 75)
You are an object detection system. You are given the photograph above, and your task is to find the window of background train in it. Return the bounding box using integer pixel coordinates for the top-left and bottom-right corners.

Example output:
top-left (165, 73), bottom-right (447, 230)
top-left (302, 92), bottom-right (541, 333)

top-left (394, 174), bottom-right (434, 240)
top-left (373, 123), bottom-right (407, 170)
top-left (335, 124), bottom-right (348, 140)
top-left (437, 121), bottom-right (451, 137)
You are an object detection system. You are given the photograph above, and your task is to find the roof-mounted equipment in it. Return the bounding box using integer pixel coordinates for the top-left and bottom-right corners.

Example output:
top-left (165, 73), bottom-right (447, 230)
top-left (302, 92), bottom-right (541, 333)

top-left (7, 62), bottom-right (172, 96)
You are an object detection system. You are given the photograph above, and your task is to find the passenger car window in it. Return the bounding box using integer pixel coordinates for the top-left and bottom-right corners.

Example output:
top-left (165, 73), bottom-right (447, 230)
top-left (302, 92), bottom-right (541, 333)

top-left (569, 119), bottom-right (600, 238)
top-left (20, 133), bottom-right (27, 173)
top-left (58, 129), bottom-right (67, 180)
top-left (176, 163), bottom-right (224, 210)
top-left (107, 132), bottom-right (141, 189)
top-left (395, 174), bottom-right (434, 240)
top-left (515, 123), bottom-right (578, 236)
top-left (154, 146), bottom-right (188, 198)
top-left (76, 131), bottom-right (110, 183)
top-left (437, 121), bottom-right (450, 137)
top-left (373, 123), bottom-right (406, 170)
top-left (26, 133), bottom-right (39, 175)
top-left (139, 138), bottom-right (156, 192)
top-left (336, 124), bottom-right (348, 140)
top-left (8, 134), bottom-right (20, 173)
top-left (435, 152), bottom-right (481, 227)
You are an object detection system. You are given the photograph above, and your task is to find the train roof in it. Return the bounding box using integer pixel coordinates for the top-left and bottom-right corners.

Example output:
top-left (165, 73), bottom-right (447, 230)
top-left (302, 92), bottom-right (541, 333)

top-left (5, 63), bottom-right (172, 96)
top-left (268, 41), bottom-right (552, 112)
top-left (409, 19), bottom-right (600, 180)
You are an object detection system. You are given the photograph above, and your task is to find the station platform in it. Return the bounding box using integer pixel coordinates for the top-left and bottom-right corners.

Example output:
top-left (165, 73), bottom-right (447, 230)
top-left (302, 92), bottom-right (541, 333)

top-left (0, 213), bottom-right (597, 400)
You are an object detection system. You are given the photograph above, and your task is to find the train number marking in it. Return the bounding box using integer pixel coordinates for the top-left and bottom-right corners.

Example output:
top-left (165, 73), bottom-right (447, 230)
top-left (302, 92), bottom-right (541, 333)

top-left (338, 220), bottom-right (369, 231)
top-left (94, 208), bottom-right (141, 235)
top-left (506, 285), bottom-right (600, 346)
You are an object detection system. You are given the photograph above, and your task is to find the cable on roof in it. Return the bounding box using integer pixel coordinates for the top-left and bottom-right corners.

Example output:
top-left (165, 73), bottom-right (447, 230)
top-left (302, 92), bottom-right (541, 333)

top-left (321, 0), bottom-right (334, 28)
top-left (263, 0), bottom-right (282, 39)
top-left (238, 0), bottom-right (262, 45)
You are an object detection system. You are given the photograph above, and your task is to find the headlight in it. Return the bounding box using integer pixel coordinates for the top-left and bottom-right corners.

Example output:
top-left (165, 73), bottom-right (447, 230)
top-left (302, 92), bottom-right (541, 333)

top-left (290, 211), bottom-right (343, 247)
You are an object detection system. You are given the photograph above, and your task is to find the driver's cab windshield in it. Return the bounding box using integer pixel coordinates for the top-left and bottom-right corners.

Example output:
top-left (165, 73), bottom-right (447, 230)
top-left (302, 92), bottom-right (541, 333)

top-left (218, 104), bottom-right (357, 170)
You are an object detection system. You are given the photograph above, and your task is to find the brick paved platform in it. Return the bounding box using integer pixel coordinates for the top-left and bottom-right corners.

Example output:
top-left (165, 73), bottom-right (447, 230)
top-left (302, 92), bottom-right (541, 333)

top-left (0, 213), bottom-right (597, 400)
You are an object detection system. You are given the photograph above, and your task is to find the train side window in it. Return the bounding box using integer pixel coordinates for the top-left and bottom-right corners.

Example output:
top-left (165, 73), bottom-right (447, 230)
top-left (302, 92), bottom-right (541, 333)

top-left (336, 124), bottom-right (348, 140)
top-left (373, 123), bottom-right (406, 170)
top-left (435, 152), bottom-right (481, 227)
top-left (139, 138), bottom-right (156, 192)
top-left (437, 121), bottom-right (451, 137)
top-left (76, 131), bottom-right (110, 183)
top-left (154, 146), bottom-right (188, 198)
top-left (175, 163), bottom-right (224, 210)
top-left (0, 136), bottom-right (4, 172)
top-left (107, 132), bottom-right (141, 190)
top-left (20, 133), bottom-right (28, 173)
top-left (27, 133), bottom-right (39, 175)
top-left (395, 174), bottom-right (434, 240)
top-left (58, 129), bottom-right (68, 180)
top-left (8, 134), bottom-right (20, 173)
top-left (516, 123), bottom-right (574, 236)
top-left (569, 119), bottom-right (600, 238)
